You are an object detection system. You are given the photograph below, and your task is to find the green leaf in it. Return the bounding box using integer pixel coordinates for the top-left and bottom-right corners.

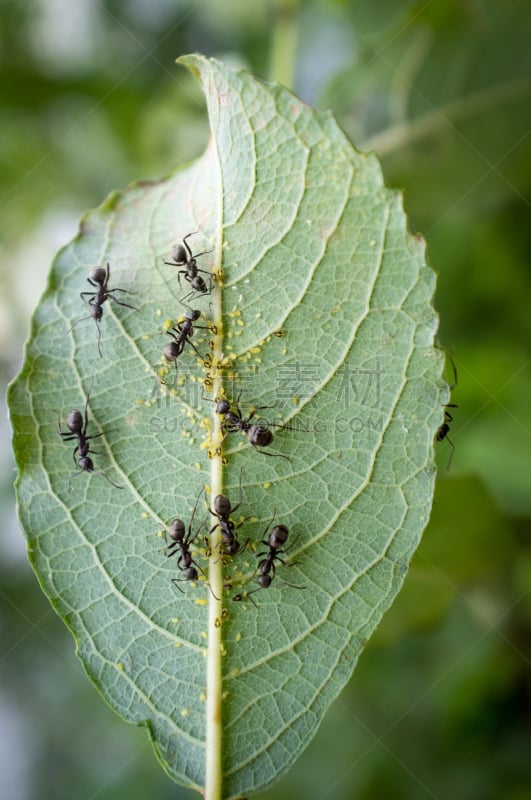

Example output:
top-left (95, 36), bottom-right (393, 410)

top-left (8, 54), bottom-right (444, 798)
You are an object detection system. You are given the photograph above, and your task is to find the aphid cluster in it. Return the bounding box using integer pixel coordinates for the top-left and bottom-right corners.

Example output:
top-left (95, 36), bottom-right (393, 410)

top-left (59, 229), bottom-right (454, 610)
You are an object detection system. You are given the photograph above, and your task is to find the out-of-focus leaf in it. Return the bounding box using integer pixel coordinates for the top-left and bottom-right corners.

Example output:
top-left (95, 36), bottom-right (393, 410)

top-left (322, 1), bottom-right (531, 223)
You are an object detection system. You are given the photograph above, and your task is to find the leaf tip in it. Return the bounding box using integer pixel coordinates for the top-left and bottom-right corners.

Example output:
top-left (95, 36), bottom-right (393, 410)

top-left (177, 53), bottom-right (205, 82)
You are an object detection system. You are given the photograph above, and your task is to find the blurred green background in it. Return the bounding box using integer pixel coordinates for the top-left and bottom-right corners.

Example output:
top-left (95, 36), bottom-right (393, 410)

top-left (2, 1), bottom-right (530, 798)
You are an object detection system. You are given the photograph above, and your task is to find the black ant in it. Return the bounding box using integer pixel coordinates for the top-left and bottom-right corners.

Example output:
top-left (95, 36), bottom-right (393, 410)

top-left (162, 307), bottom-right (211, 369)
top-left (164, 232), bottom-right (213, 303)
top-left (209, 481), bottom-right (248, 557)
top-left (67, 263), bottom-right (139, 357)
top-left (164, 494), bottom-right (207, 591)
top-left (204, 392), bottom-right (291, 460)
top-left (232, 523), bottom-right (304, 606)
top-left (436, 357), bottom-right (459, 470)
top-left (57, 394), bottom-right (122, 489)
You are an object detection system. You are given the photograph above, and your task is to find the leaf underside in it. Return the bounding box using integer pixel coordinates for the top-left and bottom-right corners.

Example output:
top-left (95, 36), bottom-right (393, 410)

top-left (9, 55), bottom-right (445, 798)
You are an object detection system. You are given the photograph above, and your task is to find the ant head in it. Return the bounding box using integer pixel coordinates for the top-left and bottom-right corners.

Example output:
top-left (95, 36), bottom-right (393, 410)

top-left (269, 524), bottom-right (289, 549)
top-left (248, 426), bottom-right (273, 447)
top-left (78, 456), bottom-right (94, 472)
top-left (66, 409), bottom-right (83, 433)
top-left (186, 309), bottom-right (201, 322)
top-left (216, 399), bottom-right (231, 415)
top-left (168, 519), bottom-right (185, 542)
top-left (163, 342), bottom-right (179, 362)
top-left (182, 566), bottom-right (198, 581)
top-left (90, 266), bottom-right (107, 284)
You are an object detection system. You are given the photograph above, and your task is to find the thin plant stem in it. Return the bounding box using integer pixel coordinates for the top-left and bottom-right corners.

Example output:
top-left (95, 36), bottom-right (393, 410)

top-left (269, 0), bottom-right (300, 88)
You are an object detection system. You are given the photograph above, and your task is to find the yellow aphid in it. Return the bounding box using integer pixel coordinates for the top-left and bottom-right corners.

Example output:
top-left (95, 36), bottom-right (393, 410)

top-left (195, 598), bottom-right (208, 606)
top-left (180, 709), bottom-right (190, 718)
top-left (156, 308), bottom-right (162, 317)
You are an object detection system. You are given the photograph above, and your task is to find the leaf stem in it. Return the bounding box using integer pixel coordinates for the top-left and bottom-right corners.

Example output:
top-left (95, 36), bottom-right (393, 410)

top-left (269, 0), bottom-right (300, 88)
top-left (205, 251), bottom-right (225, 800)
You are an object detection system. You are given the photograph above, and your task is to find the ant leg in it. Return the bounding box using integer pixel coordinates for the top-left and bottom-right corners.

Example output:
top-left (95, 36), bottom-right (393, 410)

top-left (208, 583), bottom-right (221, 601)
top-left (180, 285), bottom-right (211, 304)
top-left (182, 231), bottom-right (199, 257)
top-left (232, 589), bottom-right (259, 607)
top-left (68, 468), bottom-right (84, 493)
top-left (94, 319), bottom-right (103, 358)
top-left (65, 314), bottom-right (92, 336)
top-left (107, 296), bottom-right (139, 312)
top-left (186, 339), bottom-right (206, 360)
top-left (82, 392), bottom-right (91, 437)
top-left (57, 418), bottom-right (77, 441)
top-left (107, 287), bottom-right (138, 296)
top-left (445, 436), bottom-right (455, 471)
top-left (171, 578), bottom-right (186, 594)
top-left (186, 266), bottom-right (212, 278)
top-left (448, 356), bottom-right (458, 391)
top-left (58, 432), bottom-right (77, 442)
top-left (96, 470), bottom-right (123, 490)
top-left (85, 431), bottom-right (106, 444)
top-left (163, 538), bottom-right (179, 559)
top-left (279, 577), bottom-right (306, 590)
top-left (252, 444), bottom-right (290, 461)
